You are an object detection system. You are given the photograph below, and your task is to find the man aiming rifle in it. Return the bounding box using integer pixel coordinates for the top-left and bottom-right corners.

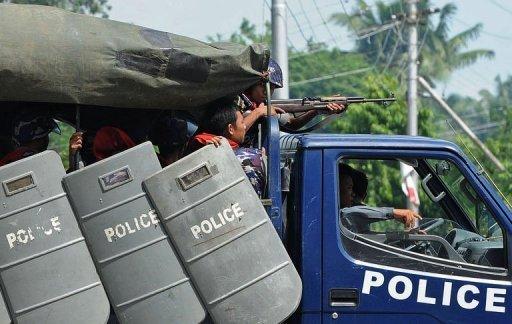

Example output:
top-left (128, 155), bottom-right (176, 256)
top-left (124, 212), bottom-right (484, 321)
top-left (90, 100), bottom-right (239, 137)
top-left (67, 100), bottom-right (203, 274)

top-left (272, 96), bottom-right (396, 113)
top-left (241, 59), bottom-right (396, 137)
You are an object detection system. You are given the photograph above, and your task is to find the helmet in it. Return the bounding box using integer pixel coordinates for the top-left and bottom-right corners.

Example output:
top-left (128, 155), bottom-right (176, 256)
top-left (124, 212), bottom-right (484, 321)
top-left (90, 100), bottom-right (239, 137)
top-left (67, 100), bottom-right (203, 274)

top-left (268, 58), bottom-right (283, 89)
top-left (149, 116), bottom-right (198, 149)
top-left (12, 114), bottom-right (60, 145)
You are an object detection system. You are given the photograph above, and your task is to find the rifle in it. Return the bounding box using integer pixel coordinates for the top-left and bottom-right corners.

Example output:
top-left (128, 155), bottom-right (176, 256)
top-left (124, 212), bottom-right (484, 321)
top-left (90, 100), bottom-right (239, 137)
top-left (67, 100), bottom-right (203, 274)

top-left (272, 95), bottom-right (396, 113)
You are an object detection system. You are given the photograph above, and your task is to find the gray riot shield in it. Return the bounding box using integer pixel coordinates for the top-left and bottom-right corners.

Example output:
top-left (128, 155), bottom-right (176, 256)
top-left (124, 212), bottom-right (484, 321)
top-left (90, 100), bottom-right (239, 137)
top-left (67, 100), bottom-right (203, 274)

top-left (0, 150), bottom-right (109, 324)
top-left (143, 141), bottom-right (302, 323)
top-left (62, 142), bottom-right (206, 324)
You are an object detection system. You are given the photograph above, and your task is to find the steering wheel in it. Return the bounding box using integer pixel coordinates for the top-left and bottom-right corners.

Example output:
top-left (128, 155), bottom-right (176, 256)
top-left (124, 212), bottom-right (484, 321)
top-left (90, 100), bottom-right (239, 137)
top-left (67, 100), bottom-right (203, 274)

top-left (404, 240), bottom-right (439, 257)
top-left (402, 219), bottom-right (445, 256)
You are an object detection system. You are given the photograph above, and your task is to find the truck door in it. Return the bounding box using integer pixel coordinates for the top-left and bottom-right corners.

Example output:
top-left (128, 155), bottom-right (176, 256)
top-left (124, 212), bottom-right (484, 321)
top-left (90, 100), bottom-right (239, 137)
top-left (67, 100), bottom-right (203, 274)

top-left (321, 148), bottom-right (511, 323)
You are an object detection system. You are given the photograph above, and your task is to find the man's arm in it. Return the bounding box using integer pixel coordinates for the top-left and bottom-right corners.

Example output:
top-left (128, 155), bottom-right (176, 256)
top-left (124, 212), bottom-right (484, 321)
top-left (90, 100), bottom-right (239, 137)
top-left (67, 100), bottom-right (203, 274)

top-left (341, 206), bottom-right (395, 220)
top-left (243, 103), bottom-right (283, 130)
top-left (341, 206), bottom-right (420, 229)
top-left (285, 111), bottom-right (318, 130)
top-left (281, 102), bottom-right (346, 130)
top-left (243, 108), bottom-right (265, 130)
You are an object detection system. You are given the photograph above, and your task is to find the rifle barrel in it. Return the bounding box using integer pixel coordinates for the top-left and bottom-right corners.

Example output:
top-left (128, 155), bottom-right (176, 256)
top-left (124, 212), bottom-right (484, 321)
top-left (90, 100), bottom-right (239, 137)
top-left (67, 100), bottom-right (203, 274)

top-left (269, 97), bottom-right (396, 113)
top-left (356, 98), bottom-right (396, 103)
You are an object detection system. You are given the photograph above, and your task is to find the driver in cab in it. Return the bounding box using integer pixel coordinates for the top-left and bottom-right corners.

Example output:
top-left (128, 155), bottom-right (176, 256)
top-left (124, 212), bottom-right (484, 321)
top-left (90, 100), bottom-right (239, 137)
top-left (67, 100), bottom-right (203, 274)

top-left (339, 163), bottom-right (421, 233)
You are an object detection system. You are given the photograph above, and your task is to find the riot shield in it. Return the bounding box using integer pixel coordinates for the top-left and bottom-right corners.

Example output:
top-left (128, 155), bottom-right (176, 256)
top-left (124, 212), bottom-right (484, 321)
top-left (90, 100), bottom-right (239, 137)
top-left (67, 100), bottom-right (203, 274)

top-left (143, 141), bottom-right (302, 323)
top-left (62, 142), bottom-right (206, 324)
top-left (0, 151), bottom-right (109, 323)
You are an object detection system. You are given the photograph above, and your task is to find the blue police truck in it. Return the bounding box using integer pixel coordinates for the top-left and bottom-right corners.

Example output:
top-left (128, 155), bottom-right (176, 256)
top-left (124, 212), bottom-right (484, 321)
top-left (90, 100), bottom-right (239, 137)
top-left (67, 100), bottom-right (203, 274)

top-left (266, 117), bottom-right (511, 323)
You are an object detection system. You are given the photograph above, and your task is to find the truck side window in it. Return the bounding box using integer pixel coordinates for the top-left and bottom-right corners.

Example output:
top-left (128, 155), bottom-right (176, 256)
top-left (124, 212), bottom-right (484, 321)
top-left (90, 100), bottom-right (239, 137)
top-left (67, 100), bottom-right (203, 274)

top-left (338, 158), bottom-right (507, 275)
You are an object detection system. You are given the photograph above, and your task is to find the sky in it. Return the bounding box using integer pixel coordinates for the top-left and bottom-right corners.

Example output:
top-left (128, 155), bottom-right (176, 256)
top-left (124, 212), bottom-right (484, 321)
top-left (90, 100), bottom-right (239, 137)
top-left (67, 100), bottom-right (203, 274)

top-left (108, 0), bottom-right (512, 98)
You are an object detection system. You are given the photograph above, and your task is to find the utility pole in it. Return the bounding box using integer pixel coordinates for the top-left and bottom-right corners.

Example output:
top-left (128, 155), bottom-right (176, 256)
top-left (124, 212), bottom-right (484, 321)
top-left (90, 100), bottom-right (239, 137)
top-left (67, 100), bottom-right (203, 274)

top-left (418, 77), bottom-right (505, 171)
top-left (407, 0), bottom-right (418, 138)
top-left (272, 0), bottom-right (289, 99)
top-left (406, 0), bottom-right (419, 212)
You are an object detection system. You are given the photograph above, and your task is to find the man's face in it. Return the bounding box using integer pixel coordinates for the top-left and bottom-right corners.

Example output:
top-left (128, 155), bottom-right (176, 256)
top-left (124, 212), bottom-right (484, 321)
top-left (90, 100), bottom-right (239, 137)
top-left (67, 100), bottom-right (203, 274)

top-left (340, 174), bottom-right (354, 208)
top-left (247, 83), bottom-right (275, 104)
top-left (28, 135), bottom-right (49, 153)
top-left (228, 111), bottom-right (247, 144)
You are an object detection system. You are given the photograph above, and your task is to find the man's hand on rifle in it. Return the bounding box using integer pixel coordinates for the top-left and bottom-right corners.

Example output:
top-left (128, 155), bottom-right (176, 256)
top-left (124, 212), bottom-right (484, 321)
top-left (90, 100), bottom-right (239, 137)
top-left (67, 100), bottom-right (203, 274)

top-left (325, 102), bottom-right (347, 115)
top-left (254, 103), bottom-right (285, 117)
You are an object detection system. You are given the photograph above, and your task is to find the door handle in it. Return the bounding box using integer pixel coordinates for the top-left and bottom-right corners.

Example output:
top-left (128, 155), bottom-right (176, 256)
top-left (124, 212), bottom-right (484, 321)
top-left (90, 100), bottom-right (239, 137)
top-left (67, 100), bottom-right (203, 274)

top-left (329, 288), bottom-right (359, 307)
top-left (421, 173), bottom-right (446, 202)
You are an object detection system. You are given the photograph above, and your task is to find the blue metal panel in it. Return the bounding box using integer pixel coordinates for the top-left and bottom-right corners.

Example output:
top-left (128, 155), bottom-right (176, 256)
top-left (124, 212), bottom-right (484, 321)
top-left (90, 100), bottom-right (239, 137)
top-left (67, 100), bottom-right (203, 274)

top-left (320, 146), bottom-right (512, 322)
top-left (300, 311), bottom-right (322, 323)
top-left (298, 134), bottom-right (464, 154)
top-left (298, 148), bottom-right (323, 313)
top-left (264, 117), bottom-right (283, 238)
top-left (322, 313), bottom-right (441, 323)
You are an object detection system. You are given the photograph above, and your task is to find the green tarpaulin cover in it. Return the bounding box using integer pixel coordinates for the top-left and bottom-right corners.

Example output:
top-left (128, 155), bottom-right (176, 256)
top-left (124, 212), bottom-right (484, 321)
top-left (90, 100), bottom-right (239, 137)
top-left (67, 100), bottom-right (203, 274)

top-left (0, 4), bottom-right (269, 110)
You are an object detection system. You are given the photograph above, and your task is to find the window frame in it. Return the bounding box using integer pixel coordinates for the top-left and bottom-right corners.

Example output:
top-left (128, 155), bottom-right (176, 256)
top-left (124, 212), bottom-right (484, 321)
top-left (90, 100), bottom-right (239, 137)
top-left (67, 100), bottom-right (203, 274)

top-left (333, 148), bottom-right (510, 279)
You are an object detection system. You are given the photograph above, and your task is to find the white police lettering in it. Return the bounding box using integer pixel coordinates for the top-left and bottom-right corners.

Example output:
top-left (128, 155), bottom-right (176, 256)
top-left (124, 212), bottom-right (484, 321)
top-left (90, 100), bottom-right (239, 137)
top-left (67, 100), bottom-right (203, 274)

top-left (104, 210), bottom-right (159, 243)
top-left (190, 203), bottom-right (244, 239)
top-left (362, 270), bottom-right (507, 313)
top-left (6, 216), bottom-right (62, 249)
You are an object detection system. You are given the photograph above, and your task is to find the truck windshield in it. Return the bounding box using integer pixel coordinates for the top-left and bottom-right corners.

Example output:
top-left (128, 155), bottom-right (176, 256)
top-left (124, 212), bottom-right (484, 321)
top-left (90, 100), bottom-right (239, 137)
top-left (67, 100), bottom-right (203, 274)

top-left (449, 133), bottom-right (512, 213)
top-left (338, 157), bottom-right (506, 271)
top-left (426, 159), bottom-right (503, 239)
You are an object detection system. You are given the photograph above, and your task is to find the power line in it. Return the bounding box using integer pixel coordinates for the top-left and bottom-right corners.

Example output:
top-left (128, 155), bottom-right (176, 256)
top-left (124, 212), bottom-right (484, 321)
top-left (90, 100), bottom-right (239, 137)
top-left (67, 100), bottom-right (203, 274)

top-left (453, 17), bottom-right (512, 41)
top-left (490, 0), bottom-right (512, 17)
top-left (289, 67), bottom-right (372, 86)
top-left (285, 1), bottom-right (310, 43)
top-left (312, 0), bottom-right (340, 47)
top-left (296, 0), bottom-right (319, 41)
top-left (338, 0), bottom-right (360, 39)
top-left (262, 0), bottom-right (266, 43)
top-left (381, 22), bottom-right (406, 74)
top-left (356, 20), bottom-right (401, 39)
top-left (467, 66), bottom-right (497, 85)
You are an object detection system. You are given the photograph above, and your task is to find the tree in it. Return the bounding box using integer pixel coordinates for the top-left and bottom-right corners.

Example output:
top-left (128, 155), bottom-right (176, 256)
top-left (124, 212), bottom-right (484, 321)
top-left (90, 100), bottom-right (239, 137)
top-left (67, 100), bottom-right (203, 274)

top-left (208, 18), bottom-right (271, 46)
top-left (4, 0), bottom-right (111, 18)
top-left (331, 1), bottom-right (494, 83)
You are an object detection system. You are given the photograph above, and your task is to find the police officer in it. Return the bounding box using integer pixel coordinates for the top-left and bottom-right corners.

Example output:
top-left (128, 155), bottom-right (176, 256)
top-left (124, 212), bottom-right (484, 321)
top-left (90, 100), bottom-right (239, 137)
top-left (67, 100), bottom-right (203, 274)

top-left (241, 58), bottom-right (346, 134)
top-left (0, 114), bottom-right (61, 166)
top-left (339, 163), bottom-right (421, 233)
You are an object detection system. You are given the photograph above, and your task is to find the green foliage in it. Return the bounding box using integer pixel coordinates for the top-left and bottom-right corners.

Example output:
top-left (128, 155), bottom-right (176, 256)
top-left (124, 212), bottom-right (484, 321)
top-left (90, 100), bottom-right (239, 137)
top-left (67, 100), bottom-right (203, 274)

top-left (5, 0), bottom-right (111, 17)
top-left (207, 18), bottom-right (272, 45)
top-left (289, 49), bottom-right (369, 98)
top-left (327, 73), bottom-right (434, 137)
top-left (48, 121), bottom-right (74, 170)
top-left (429, 74), bottom-right (512, 204)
